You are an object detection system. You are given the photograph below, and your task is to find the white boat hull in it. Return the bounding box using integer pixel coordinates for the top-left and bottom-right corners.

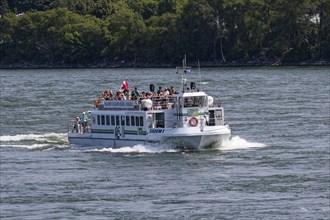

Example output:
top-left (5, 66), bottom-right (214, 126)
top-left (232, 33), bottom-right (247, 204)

top-left (160, 126), bottom-right (231, 149)
top-left (162, 133), bottom-right (230, 149)
top-left (68, 133), bottom-right (148, 148)
top-left (68, 125), bottom-right (230, 150)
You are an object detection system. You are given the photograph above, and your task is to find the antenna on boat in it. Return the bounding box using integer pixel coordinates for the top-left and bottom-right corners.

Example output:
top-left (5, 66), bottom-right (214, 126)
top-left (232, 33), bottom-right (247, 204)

top-left (198, 59), bottom-right (202, 91)
top-left (176, 55), bottom-right (190, 93)
top-left (182, 55), bottom-right (187, 93)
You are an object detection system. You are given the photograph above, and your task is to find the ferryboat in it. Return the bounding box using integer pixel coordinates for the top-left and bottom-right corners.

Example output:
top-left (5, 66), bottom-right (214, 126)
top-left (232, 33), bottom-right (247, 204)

top-left (68, 57), bottom-right (231, 149)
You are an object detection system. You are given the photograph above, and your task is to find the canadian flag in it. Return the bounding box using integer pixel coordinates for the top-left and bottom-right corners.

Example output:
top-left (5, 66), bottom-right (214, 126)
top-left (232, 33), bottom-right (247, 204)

top-left (121, 80), bottom-right (129, 90)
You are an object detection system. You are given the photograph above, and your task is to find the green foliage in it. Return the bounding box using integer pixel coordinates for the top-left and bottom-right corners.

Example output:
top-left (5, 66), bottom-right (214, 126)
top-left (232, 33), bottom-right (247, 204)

top-left (0, 8), bottom-right (109, 65)
top-left (104, 3), bottom-right (146, 62)
top-left (0, 0), bottom-right (328, 66)
top-left (144, 13), bottom-right (180, 63)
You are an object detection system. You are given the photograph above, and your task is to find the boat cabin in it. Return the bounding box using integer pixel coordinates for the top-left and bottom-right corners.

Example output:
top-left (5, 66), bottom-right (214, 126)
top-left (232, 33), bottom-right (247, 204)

top-left (88, 89), bottom-right (225, 136)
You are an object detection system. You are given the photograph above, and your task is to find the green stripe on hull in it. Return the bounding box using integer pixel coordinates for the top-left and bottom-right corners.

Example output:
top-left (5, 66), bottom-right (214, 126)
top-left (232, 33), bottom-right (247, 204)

top-left (92, 129), bottom-right (114, 134)
top-left (91, 129), bottom-right (147, 135)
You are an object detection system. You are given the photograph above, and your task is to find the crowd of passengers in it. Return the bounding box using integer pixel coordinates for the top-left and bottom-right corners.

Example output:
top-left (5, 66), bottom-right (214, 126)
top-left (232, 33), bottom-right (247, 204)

top-left (101, 86), bottom-right (179, 101)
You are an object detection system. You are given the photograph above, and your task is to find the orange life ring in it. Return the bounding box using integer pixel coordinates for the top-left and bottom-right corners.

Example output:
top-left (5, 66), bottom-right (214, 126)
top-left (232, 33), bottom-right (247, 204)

top-left (189, 117), bottom-right (198, 127)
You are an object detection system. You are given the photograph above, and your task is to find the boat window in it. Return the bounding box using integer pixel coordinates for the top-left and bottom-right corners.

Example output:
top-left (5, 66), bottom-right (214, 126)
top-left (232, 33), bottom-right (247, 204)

top-left (106, 115), bottom-right (110, 125)
top-left (184, 97), bottom-right (194, 107)
top-left (121, 116), bottom-right (125, 126)
top-left (131, 116), bottom-right (135, 126)
top-left (116, 116), bottom-right (120, 125)
top-left (111, 115), bottom-right (115, 126)
top-left (140, 116), bottom-right (144, 126)
top-left (155, 113), bottom-right (165, 128)
top-left (202, 96), bottom-right (208, 107)
top-left (136, 116), bottom-right (140, 126)
top-left (97, 115), bottom-right (100, 125)
top-left (126, 116), bottom-right (130, 126)
top-left (209, 110), bottom-right (215, 126)
top-left (184, 96), bottom-right (207, 107)
top-left (101, 115), bottom-right (105, 125)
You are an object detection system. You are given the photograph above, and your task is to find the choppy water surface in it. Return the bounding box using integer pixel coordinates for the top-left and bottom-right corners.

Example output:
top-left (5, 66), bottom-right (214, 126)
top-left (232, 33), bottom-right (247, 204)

top-left (0, 67), bottom-right (329, 219)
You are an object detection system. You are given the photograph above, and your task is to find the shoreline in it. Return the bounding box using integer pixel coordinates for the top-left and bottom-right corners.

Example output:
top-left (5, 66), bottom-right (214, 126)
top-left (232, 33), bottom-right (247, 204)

top-left (1, 61), bottom-right (329, 69)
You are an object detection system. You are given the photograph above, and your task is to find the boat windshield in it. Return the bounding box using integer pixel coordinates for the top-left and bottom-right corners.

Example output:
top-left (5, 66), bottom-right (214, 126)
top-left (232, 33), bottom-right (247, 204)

top-left (184, 96), bottom-right (207, 108)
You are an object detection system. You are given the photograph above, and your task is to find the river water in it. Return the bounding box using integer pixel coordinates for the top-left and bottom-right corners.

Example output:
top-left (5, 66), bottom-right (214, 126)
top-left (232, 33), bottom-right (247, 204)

top-left (0, 67), bottom-right (329, 219)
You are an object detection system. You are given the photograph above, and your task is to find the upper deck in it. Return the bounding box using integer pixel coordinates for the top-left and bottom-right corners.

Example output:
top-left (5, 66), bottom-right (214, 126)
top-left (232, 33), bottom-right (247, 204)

top-left (94, 90), bottom-right (211, 112)
top-left (95, 95), bottom-right (175, 111)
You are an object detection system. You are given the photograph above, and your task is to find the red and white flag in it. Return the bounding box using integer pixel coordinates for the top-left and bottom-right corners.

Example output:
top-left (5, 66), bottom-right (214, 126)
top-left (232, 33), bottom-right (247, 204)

top-left (121, 80), bottom-right (129, 90)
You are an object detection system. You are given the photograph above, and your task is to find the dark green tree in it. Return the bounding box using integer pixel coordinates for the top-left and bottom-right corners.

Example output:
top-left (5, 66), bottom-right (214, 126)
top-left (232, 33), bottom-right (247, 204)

top-left (178, 0), bottom-right (215, 61)
top-left (144, 13), bottom-right (180, 63)
top-left (0, 0), bottom-right (10, 15)
top-left (104, 3), bottom-right (146, 63)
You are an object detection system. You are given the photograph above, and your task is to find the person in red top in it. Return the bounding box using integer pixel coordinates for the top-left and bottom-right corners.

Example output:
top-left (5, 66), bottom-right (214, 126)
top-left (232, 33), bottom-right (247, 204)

top-left (121, 80), bottom-right (129, 90)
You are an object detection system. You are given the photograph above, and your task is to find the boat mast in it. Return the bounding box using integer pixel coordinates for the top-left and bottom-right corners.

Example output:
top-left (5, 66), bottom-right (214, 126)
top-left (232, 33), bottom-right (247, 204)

top-left (198, 59), bottom-right (202, 91)
top-left (176, 55), bottom-right (189, 93)
top-left (182, 55), bottom-right (187, 93)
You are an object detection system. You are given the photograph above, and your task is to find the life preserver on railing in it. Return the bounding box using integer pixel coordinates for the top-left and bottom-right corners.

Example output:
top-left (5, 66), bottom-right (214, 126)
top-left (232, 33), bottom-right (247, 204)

top-left (189, 117), bottom-right (198, 127)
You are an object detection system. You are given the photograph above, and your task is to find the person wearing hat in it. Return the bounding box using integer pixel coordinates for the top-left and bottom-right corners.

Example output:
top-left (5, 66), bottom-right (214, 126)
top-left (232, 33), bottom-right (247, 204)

top-left (72, 116), bottom-right (81, 133)
top-left (82, 112), bottom-right (88, 133)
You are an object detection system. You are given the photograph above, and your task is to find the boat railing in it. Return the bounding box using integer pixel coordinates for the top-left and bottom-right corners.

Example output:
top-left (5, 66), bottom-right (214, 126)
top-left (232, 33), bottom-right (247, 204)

top-left (67, 119), bottom-right (91, 134)
top-left (151, 96), bottom-right (174, 110)
top-left (94, 96), bottom-right (175, 111)
top-left (150, 116), bottom-right (225, 129)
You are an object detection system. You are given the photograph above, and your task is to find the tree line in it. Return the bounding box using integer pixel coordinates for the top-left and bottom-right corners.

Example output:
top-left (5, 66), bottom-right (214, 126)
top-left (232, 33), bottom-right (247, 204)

top-left (0, 0), bottom-right (329, 67)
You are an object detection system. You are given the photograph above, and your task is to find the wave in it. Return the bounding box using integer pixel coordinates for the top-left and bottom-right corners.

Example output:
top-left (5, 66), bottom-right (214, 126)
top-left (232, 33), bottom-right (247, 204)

top-left (0, 143), bottom-right (68, 150)
top-left (84, 136), bottom-right (266, 154)
top-left (0, 133), bottom-right (265, 153)
top-left (221, 135), bottom-right (266, 151)
top-left (85, 144), bottom-right (178, 154)
top-left (0, 133), bottom-right (68, 150)
top-left (0, 132), bottom-right (68, 143)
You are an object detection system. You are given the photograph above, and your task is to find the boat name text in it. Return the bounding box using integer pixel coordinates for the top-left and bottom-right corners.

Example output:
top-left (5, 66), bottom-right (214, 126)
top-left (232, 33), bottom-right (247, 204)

top-left (149, 128), bottom-right (165, 133)
top-left (104, 100), bottom-right (136, 109)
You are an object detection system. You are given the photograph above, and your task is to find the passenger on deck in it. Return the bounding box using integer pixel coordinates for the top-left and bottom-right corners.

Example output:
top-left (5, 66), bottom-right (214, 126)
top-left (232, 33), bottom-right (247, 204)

top-left (140, 92), bottom-right (146, 100)
top-left (133, 87), bottom-right (140, 100)
top-left (134, 87), bottom-right (140, 96)
top-left (155, 101), bottom-right (162, 110)
top-left (163, 88), bottom-right (170, 97)
top-left (146, 92), bottom-right (153, 99)
top-left (130, 91), bottom-right (135, 100)
top-left (123, 89), bottom-right (130, 100)
top-left (102, 90), bottom-right (109, 100)
top-left (116, 91), bottom-right (124, 100)
top-left (72, 117), bottom-right (81, 133)
top-left (157, 86), bottom-right (163, 95)
top-left (109, 90), bottom-right (114, 100)
top-left (170, 86), bottom-right (178, 94)
top-left (102, 90), bottom-right (114, 100)
top-left (81, 112), bottom-right (88, 133)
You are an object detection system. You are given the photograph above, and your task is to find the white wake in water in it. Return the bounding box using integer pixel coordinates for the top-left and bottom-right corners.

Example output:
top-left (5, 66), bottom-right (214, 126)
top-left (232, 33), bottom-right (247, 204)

top-left (86, 144), bottom-right (177, 154)
top-left (0, 133), bottom-right (68, 150)
top-left (0, 133), bottom-right (67, 142)
top-left (0, 133), bottom-right (266, 152)
top-left (221, 135), bottom-right (266, 151)
top-left (87, 137), bottom-right (266, 154)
